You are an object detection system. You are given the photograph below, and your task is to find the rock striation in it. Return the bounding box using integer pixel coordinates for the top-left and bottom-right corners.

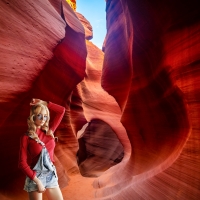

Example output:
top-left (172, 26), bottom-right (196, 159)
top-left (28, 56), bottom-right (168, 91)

top-left (95, 0), bottom-right (200, 199)
top-left (0, 0), bottom-right (86, 199)
top-left (75, 12), bottom-right (93, 40)
top-left (0, 0), bottom-right (200, 199)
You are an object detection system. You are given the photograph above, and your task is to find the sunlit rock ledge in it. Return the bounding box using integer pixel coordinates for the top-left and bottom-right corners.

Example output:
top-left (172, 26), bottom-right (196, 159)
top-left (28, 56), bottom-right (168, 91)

top-left (0, 0), bottom-right (200, 199)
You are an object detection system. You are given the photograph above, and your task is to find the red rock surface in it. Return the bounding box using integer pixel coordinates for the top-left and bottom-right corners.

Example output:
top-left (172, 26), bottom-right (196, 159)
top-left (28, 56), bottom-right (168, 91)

top-left (75, 41), bottom-right (126, 178)
top-left (95, 0), bottom-right (200, 199)
top-left (77, 119), bottom-right (124, 177)
top-left (0, 0), bottom-right (200, 200)
top-left (75, 12), bottom-right (93, 40)
top-left (0, 0), bottom-right (86, 199)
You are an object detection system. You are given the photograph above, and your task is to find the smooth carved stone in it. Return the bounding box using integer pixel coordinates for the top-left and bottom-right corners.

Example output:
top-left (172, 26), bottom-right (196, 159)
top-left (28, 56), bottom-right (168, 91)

top-left (1, 0), bottom-right (200, 199)
top-left (70, 87), bottom-right (88, 136)
top-left (77, 119), bottom-right (124, 177)
top-left (0, 0), bottom-right (86, 199)
top-left (101, 0), bottom-right (133, 110)
top-left (76, 38), bottom-right (131, 177)
top-left (94, 0), bottom-right (200, 199)
top-left (62, 0), bottom-right (85, 34)
top-left (75, 12), bottom-right (93, 40)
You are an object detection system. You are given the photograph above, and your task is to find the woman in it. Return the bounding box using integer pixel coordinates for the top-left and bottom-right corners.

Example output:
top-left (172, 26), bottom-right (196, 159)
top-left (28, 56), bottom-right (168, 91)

top-left (18, 98), bottom-right (65, 200)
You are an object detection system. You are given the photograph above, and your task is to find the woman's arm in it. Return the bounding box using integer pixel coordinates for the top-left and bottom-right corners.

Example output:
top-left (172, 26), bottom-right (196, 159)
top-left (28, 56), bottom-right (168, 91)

top-left (48, 101), bottom-right (65, 133)
top-left (18, 135), bottom-right (36, 179)
top-left (19, 135), bottom-right (46, 192)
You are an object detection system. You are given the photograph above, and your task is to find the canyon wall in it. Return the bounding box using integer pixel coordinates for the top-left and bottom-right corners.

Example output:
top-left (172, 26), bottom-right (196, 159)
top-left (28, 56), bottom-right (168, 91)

top-left (0, 0), bottom-right (200, 199)
top-left (95, 0), bottom-right (200, 199)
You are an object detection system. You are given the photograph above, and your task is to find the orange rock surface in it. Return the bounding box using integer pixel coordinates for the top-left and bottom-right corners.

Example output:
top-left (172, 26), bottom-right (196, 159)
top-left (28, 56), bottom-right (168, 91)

top-left (75, 12), bottom-right (93, 40)
top-left (0, 0), bottom-right (200, 199)
top-left (97, 0), bottom-right (200, 199)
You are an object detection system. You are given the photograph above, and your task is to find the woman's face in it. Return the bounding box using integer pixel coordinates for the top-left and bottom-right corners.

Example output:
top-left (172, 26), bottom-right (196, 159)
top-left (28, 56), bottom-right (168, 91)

top-left (34, 108), bottom-right (48, 128)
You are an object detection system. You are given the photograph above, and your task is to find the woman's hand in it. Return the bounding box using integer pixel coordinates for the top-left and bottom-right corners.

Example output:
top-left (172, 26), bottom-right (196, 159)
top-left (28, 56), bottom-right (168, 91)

top-left (33, 176), bottom-right (46, 193)
top-left (30, 98), bottom-right (47, 106)
top-left (47, 129), bottom-right (54, 138)
top-left (37, 180), bottom-right (46, 193)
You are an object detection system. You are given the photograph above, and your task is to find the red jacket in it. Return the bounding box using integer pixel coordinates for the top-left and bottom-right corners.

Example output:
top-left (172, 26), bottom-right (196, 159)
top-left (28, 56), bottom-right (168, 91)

top-left (18, 102), bottom-right (65, 180)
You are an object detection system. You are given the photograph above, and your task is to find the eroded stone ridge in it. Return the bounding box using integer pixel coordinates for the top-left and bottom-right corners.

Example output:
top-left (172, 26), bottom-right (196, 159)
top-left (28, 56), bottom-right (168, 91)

top-left (0, 0), bottom-right (200, 199)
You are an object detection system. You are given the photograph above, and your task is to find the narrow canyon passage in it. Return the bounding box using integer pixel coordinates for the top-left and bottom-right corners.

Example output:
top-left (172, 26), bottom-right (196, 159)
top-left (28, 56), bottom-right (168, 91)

top-left (0, 0), bottom-right (200, 200)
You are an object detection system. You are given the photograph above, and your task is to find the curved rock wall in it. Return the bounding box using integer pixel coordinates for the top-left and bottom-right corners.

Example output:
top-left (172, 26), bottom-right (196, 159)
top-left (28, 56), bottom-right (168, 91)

top-left (0, 0), bottom-right (200, 199)
top-left (0, 0), bottom-right (86, 199)
top-left (94, 0), bottom-right (200, 199)
top-left (75, 12), bottom-right (93, 40)
top-left (75, 40), bottom-right (127, 178)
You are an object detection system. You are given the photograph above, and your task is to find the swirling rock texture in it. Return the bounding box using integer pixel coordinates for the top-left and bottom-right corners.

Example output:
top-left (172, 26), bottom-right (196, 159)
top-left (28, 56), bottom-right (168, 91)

top-left (95, 0), bottom-right (200, 199)
top-left (0, 0), bottom-right (87, 199)
top-left (75, 12), bottom-right (93, 40)
top-left (77, 119), bottom-right (124, 177)
top-left (0, 0), bottom-right (200, 200)
top-left (75, 40), bottom-right (126, 178)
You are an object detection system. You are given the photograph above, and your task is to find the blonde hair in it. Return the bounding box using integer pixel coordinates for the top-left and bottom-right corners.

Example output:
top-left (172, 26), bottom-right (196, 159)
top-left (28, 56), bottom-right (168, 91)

top-left (27, 103), bottom-right (50, 140)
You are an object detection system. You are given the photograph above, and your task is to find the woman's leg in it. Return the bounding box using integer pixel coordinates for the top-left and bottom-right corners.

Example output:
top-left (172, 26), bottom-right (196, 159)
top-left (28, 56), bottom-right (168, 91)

top-left (45, 187), bottom-right (63, 200)
top-left (28, 191), bottom-right (43, 200)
